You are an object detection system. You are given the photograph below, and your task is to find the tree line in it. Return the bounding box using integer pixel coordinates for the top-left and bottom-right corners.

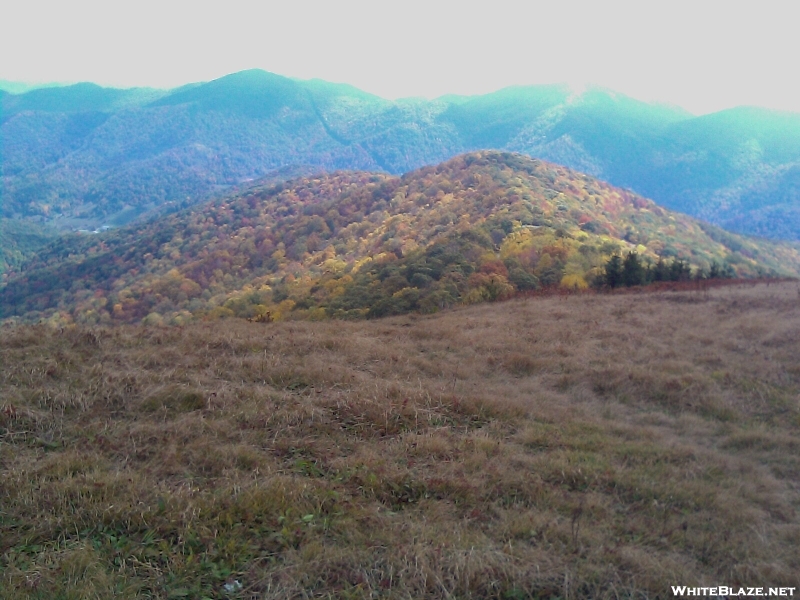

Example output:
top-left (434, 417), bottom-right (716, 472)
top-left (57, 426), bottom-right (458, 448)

top-left (603, 251), bottom-right (736, 288)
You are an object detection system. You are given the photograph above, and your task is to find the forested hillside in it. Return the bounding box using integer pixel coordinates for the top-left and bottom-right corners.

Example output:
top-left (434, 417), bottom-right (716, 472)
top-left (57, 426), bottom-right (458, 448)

top-left (3, 70), bottom-right (799, 242)
top-left (0, 219), bottom-right (57, 274)
top-left (3, 152), bottom-right (798, 326)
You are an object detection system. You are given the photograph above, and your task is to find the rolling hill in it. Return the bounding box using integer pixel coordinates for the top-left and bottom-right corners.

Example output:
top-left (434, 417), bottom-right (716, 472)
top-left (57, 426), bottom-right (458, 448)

top-left (2, 282), bottom-right (799, 597)
top-left (2, 151), bottom-right (798, 327)
top-left (2, 69), bottom-right (799, 246)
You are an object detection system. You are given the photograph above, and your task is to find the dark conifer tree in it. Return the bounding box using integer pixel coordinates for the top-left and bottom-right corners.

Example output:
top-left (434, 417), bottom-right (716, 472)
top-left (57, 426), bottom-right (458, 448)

top-left (669, 259), bottom-right (691, 281)
top-left (622, 251), bottom-right (645, 286)
top-left (605, 254), bottom-right (624, 288)
top-left (653, 257), bottom-right (669, 282)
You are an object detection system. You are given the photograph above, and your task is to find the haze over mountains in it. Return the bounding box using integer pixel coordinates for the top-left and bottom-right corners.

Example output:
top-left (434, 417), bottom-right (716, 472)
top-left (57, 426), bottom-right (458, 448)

top-left (2, 69), bottom-right (800, 244)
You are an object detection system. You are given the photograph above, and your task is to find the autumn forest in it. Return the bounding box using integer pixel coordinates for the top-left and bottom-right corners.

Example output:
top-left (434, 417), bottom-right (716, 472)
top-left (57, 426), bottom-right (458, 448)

top-left (3, 152), bottom-right (798, 327)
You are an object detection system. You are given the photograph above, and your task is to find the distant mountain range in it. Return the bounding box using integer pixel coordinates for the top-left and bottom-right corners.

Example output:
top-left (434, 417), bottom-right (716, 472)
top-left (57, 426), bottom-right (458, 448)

top-left (3, 151), bottom-right (798, 326)
top-left (2, 69), bottom-right (800, 245)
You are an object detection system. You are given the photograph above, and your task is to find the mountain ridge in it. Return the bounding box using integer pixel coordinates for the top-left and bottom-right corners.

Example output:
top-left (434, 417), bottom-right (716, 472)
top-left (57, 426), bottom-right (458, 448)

top-left (1, 70), bottom-right (799, 254)
top-left (3, 151), bottom-right (798, 327)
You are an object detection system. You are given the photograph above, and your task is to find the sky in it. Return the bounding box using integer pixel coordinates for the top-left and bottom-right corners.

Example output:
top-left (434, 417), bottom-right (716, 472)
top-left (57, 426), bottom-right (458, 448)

top-left (2, 0), bottom-right (798, 115)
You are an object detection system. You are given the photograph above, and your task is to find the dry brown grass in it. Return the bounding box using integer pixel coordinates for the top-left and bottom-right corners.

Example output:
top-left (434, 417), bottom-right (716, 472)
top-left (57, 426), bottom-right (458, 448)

top-left (2, 281), bottom-right (800, 599)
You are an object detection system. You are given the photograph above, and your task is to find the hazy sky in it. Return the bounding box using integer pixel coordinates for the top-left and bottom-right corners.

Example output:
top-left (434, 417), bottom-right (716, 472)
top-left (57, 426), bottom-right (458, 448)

top-left (2, 0), bottom-right (798, 115)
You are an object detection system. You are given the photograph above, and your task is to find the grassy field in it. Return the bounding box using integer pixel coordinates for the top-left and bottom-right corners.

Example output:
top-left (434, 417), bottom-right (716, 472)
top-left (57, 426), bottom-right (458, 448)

top-left (1, 281), bottom-right (799, 599)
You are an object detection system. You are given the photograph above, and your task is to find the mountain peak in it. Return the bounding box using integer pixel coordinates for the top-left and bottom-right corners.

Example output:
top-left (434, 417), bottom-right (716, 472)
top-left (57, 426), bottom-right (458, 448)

top-left (150, 69), bottom-right (306, 117)
top-left (4, 151), bottom-right (798, 325)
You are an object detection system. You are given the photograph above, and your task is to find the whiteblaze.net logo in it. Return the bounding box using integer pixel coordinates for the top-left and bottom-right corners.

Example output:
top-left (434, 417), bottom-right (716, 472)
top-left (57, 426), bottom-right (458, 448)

top-left (672, 587), bottom-right (796, 597)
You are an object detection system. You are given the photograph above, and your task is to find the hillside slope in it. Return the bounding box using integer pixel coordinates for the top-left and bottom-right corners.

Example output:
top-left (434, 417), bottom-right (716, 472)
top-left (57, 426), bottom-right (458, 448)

top-left (2, 283), bottom-right (799, 597)
top-left (3, 152), bottom-right (798, 326)
top-left (626, 107), bottom-right (800, 238)
top-left (3, 70), bottom-right (799, 239)
top-left (0, 71), bottom-right (425, 228)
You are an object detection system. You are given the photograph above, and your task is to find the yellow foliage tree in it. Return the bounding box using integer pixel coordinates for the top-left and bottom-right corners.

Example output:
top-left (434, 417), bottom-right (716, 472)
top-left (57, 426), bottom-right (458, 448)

top-left (560, 274), bottom-right (588, 290)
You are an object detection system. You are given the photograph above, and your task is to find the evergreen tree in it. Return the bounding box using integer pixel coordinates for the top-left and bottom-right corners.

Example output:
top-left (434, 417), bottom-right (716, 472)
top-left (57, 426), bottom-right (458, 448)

top-left (653, 257), bottom-right (669, 282)
top-left (604, 254), bottom-right (624, 288)
top-left (622, 251), bottom-right (645, 287)
top-left (643, 258), bottom-right (655, 284)
top-left (669, 259), bottom-right (691, 281)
